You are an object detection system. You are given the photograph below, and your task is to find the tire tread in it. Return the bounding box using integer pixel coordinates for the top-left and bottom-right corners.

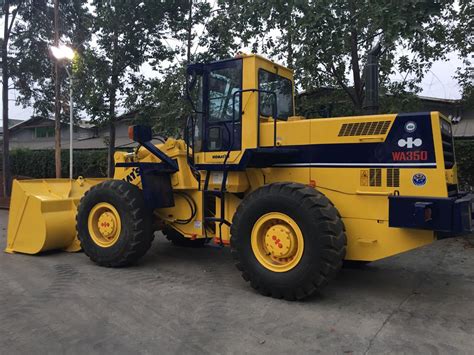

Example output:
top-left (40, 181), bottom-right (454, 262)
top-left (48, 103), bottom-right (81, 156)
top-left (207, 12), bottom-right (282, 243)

top-left (230, 182), bottom-right (347, 301)
top-left (76, 180), bottom-right (153, 267)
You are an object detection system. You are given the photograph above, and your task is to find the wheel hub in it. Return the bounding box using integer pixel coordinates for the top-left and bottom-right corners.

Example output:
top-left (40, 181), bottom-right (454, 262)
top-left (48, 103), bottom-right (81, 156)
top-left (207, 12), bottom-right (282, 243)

top-left (97, 211), bottom-right (117, 238)
top-left (251, 212), bottom-right (304, 272)
top-left (264, 224), bottom-right (297, 258)
top-left (88, 202), bottom-right (122, 248)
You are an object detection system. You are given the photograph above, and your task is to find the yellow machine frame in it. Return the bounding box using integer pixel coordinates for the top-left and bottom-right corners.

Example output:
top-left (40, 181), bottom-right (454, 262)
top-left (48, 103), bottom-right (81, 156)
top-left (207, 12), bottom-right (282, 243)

top-left (6, 54), bottom-right (472, 302)
top-left (111, 54), bottom-right (463, 262)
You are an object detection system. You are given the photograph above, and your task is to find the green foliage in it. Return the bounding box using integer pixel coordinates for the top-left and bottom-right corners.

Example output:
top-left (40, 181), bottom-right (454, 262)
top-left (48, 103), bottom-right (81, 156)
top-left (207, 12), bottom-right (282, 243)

top-left (296, 89), bottom-right (358, 118)
top-left (454, 140), bottom-right (474, 191)
top-left (3, 0), bottom-right (471, 142)
top-left (10, 0), bottom-right (92, 120)
top-left (9, 149), bottom-right (108, 178)
top-left (125, 64), bottom-right (189, 138)
top-left (296, 88), bottom-right (422, 118)
top-left (452, 0), bottom-right (473, 109)
top-left (204, 0), bottom-right (457, 113)
top-left (74, 1), bottom-right (173, 122)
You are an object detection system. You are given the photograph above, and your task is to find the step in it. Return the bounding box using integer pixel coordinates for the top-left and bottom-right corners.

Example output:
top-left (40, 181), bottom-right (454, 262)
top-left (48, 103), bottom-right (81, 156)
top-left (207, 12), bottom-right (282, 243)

top-left (204, 217), bottom-right (231, 226)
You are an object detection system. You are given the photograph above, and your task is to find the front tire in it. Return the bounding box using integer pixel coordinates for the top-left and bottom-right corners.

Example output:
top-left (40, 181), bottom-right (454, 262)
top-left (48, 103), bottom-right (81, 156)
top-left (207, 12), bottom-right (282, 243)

top-left (76, 180), bottom-right (153, 267)
top-left (230, 182), bottom-right (346, 301)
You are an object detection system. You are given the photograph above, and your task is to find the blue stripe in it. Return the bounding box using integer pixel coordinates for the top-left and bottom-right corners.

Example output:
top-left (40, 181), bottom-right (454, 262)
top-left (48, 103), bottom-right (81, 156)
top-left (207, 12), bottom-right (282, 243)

top-left (195, 113), bottom-right (437, 170)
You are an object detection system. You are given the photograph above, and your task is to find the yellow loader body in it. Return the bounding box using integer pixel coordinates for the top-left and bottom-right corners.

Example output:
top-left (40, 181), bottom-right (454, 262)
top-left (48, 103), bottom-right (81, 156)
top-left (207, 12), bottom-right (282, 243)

top-left (6, 178), bottom-right (106, 254)
top-left (5, 54), bottom-right (473, 301)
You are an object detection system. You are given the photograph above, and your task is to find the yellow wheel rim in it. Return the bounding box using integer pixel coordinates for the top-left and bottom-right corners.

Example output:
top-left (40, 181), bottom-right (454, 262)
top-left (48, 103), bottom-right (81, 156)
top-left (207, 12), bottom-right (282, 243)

top-left (87, 202), bottom-right (122, 248)
top-left (251, 212), bottom-right (304, 272)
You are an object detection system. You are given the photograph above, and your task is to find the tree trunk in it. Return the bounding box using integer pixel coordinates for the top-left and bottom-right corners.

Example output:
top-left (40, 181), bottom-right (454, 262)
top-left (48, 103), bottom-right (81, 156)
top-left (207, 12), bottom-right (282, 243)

top-left (107, 31), bottom-right (119, 178)
top-left (287, 29), bottom-right (293, 70)
top-left (186, 0), bottom-right (193, 63)
top-left (2, 1), bottom-right (11, 197)
top-left (107, 86), bottom-right (116, 178)
top-left (286, 1), bottom-right (294, 70)
top-left (53, 0), bottom-right (61, 178)
top-left (350, 28), bottom-right (363, 111)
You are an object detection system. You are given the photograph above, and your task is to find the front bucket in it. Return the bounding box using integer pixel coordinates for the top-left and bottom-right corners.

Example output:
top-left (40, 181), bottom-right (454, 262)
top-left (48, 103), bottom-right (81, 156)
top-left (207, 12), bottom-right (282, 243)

top-left (6, 178), bottom-right (107, 254)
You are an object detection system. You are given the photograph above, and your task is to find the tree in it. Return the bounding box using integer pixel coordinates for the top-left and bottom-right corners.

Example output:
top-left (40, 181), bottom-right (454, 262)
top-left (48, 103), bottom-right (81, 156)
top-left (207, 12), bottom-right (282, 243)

top-left (452, 0), bottom-right (473, 109)
top-left (206, 0), bottom-right (457, 115)
top-left (53, 0), bottom-right (60, 177)
top-left (124, 0), bottom-right (213, 138)
top-left (297, 0), bottom-right (457, 112)
top-left (9, 0), bottom-right (92, 137)
top-left (75, 1), bottom-right (171, 177)
top-left (1, 0), bottom-right (22, 197)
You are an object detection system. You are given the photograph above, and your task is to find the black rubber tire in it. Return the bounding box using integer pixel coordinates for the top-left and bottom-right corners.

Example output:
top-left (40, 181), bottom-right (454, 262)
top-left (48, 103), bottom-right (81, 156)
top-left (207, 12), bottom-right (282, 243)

top-left (163, 227), bottom-right (206, 247)
top-left (230, 182), bottom-right (347, 301)
top-left (343, 260), bottom-right (370, 268)
top-left (76, 180), bottom-right (153, 267)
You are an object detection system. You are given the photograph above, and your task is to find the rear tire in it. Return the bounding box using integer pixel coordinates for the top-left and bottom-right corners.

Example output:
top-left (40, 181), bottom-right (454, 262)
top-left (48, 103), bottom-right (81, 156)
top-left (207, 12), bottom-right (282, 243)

top-left (231, 182), bottom-right (346, 301)
top-left (76, 180), bottom-right (153, 267)
top-left (163, 227), bottom-right (206, 247)
top-left (343, 260), bottom-right (370, 268)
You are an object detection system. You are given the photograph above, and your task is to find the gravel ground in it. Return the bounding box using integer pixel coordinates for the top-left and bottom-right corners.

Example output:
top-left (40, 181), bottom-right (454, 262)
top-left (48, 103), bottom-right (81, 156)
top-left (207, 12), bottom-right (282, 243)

top-left (1, 209), bottom-right (473, 354)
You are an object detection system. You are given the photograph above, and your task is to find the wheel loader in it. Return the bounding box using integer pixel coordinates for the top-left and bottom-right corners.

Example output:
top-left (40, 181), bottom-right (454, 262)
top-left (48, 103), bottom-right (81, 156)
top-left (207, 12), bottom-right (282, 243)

top-left (6, 54), bottom-right (474, 300)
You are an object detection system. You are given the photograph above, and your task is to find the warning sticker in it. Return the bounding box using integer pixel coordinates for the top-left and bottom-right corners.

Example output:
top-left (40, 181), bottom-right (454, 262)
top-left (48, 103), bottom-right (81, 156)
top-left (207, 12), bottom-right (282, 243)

top-left (212, 172), bottom-right (223, 184)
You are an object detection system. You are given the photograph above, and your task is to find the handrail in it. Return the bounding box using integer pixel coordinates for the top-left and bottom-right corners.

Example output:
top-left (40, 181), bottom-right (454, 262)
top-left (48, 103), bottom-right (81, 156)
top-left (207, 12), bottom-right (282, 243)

top-left (229, 89), bottom-right (278, 163)
top-left (184, 114), bottom-right (200, 183)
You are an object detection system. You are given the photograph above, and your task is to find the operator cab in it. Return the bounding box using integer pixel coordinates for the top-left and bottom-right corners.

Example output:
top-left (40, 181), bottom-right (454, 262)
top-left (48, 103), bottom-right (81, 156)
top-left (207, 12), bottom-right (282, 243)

top-left (186, 54), bottom-right (294, 165)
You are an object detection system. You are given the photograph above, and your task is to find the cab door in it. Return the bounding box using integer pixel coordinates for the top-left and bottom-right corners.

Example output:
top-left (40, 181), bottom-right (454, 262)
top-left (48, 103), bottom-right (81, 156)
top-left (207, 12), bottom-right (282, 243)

top-left (203, 59), bottom-right (243, 156)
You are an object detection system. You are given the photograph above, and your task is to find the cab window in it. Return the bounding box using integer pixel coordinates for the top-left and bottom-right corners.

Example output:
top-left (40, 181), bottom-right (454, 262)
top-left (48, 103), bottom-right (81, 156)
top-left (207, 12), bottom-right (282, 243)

top-left (258, 69), bottom-right (293, 119)
top-left (208, 62), bottom-right (242, 122)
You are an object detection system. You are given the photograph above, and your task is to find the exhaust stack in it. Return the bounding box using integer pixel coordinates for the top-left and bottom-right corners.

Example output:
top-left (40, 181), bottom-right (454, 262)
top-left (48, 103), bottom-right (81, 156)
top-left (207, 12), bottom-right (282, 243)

top-left (363, 43), bottom-right (382, 114)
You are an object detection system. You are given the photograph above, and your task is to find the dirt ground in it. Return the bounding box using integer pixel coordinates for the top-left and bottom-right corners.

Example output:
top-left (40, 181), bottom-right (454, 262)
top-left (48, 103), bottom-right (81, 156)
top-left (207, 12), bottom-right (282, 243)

top-left (1, 209), bottom-right (473, 354)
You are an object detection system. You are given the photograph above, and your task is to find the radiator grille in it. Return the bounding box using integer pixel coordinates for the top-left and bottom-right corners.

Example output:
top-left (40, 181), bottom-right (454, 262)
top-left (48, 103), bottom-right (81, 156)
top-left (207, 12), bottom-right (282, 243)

top-left (338, 121), bottom-right (391, 137)
top-left (369, 168), bottom-right (382, 186)
top-left (387, 168), bottom-right (400, 187)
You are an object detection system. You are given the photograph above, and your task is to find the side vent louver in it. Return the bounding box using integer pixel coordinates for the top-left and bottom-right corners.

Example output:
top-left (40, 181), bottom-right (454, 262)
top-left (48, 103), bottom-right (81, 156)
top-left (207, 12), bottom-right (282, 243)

top-left (369, 168), bottom-right (382, 187)
top-left (338, 121), bottom-right (391, 137)
top-left (387, 168), bottom-right (400, 187)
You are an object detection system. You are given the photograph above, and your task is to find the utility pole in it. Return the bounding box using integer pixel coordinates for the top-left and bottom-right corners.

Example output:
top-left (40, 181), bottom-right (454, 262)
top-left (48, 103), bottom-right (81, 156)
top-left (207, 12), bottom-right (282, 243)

top-left (54, 0), bottom-right (61, 178)
top-left (2, 0), bottom-right (11, 197)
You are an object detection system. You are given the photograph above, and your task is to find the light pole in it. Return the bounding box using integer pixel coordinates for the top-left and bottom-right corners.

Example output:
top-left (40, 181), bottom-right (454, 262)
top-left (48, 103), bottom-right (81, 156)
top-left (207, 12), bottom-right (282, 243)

top-left (50, 45), bottom-right (75, 179)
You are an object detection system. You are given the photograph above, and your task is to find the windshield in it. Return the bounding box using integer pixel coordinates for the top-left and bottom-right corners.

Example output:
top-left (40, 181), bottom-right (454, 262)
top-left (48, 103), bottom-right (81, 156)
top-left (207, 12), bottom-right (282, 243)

top-left (258, 69), bottom-right (293, 119)
top-left (208, 63), bottom-right (242, 122)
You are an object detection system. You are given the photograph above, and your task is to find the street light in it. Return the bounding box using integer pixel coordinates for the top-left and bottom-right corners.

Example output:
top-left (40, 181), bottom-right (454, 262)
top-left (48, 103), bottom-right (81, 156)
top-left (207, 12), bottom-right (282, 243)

top-left (50, 44), bottom-right (75, 179)
top-left (50, 45), bottom-right (75, 61)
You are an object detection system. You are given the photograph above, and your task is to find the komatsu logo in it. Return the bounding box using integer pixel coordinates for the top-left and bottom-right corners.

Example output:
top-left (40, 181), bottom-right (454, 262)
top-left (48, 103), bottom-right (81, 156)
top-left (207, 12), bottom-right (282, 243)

top-left (123, 167), bottom-right (140, 183)
top-left (398, 137), bottom-right (422, 149)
